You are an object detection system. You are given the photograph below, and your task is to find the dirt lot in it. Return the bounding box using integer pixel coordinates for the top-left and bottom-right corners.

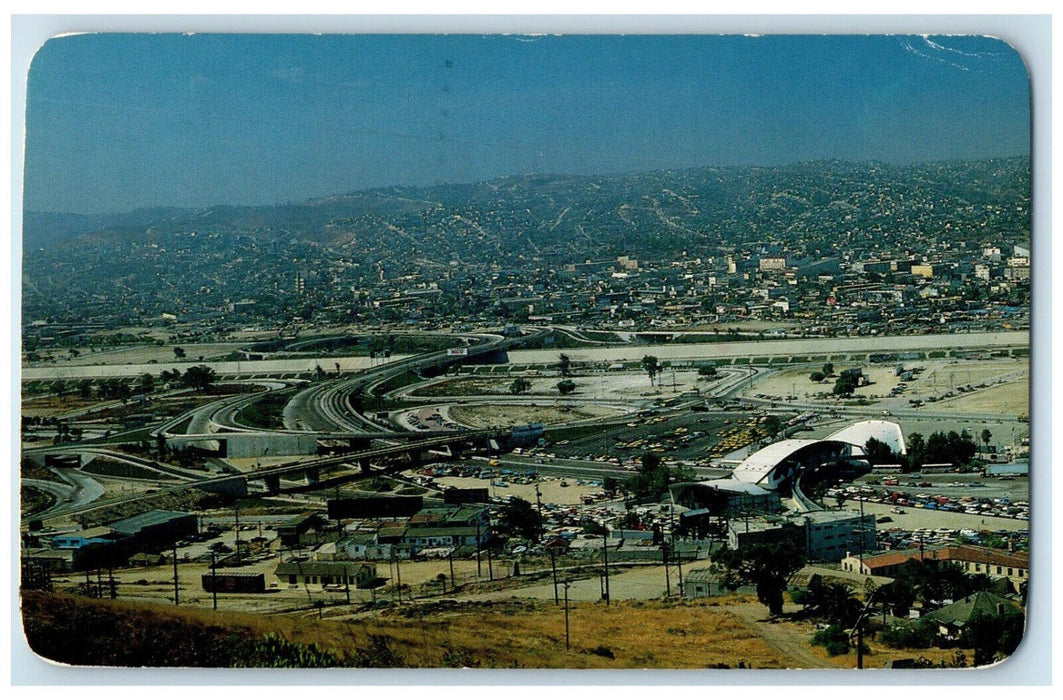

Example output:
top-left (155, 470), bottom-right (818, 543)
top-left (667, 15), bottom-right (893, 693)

top-left (433, 475), bottom-right (604, 506)
top-left (413, 370), bottom-right (713, 401)
top-left (26, 342), bottom-right (245, 368)
top-left (447, 402), bottom-right (626, 428)
top-left (748, 358), bottom-right (1028, 412)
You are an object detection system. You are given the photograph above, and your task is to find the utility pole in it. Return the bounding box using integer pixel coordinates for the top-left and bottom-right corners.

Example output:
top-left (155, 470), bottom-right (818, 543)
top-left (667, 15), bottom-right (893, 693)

top-left (676, 545), bottom-right (684, 597)
top-left (344, 565), bottom-right (351, 605)
top-left (858, 496), bottom-right (866, 570)
top-left (395, 553), bottom-right (403, 602)
top-left (669, 490), bottom-right (681, 595)
top-left (172, 540), bottom-right (179, 606)
top-left (857, 623), bottom-right (864, 669)
top-left (234, 507), bottom-right (241, 563)
top-left (487, 542), bottom-right (494, 581)
top-left (563, 581), bottom-right (571, 651)
top-left (601, 530), bottom-right (610, 605)
top-left (663, 543), bottom-right (671, 597)
top-left (535, 483), bottom-right (544, 542)
top-left (550, 548), bottom-right (559, 604)
top-left (211, 550), bottom-right (218, 610)
top-left (475, 519), bottom-right (482, 578)
top-left (448, 548), bottom-right (456, 590)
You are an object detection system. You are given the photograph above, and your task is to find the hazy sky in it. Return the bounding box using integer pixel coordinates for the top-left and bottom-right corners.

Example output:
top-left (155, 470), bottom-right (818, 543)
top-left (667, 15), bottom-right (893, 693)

top-left (21, 33), bottom-right (1031, 215)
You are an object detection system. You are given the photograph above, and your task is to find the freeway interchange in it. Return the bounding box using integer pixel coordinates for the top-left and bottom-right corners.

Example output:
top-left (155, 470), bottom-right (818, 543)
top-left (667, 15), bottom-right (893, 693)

top-left (21, 328), bottom-right (1028, 526)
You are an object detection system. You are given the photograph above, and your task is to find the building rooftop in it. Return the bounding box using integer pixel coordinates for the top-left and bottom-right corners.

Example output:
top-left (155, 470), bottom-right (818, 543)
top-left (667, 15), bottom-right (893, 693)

top-left (798, 509), bottom-right (873, 525)
top-left (106, 510), bottom-right (194, 535)
top-left (274, 561), bottom-right (375, 577)
top-left (828, 420), bottom-right (907, 455)
top-left (731, 439), bottom-right (821, 485)
top-left (924, 591), bottom-right (1020, 626)
top-left (680, 478), bottom-right (776, 496)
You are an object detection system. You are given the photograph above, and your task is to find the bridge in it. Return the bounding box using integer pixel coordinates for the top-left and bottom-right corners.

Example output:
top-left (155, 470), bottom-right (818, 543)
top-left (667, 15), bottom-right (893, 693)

top-left (21, 427), bottom-right (530, 526)
top-left (152, 330), bottom-right (547, 456)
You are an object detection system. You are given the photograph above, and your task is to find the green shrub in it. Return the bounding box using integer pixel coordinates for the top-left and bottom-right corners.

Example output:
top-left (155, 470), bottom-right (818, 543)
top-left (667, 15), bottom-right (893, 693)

top-left (811, 624), bottom-right (851, 656)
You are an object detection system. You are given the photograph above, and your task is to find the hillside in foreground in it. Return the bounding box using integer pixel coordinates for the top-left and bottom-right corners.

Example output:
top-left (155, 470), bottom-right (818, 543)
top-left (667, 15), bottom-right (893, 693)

top-left (20, 591), bottom-right (966, 671)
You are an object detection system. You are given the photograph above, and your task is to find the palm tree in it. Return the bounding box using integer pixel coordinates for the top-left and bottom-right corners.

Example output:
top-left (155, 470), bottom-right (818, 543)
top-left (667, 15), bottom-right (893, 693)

top-left (641, 355), bottom-right (661, 386)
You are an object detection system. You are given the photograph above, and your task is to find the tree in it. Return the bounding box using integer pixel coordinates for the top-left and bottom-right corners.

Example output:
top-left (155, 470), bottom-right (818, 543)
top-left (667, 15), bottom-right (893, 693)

top-left (557, 353), bottom-right (572, 377)
top-left (557, 379), bottom-right (576, 395)
top-left (962, 608), bottom-right (1026, 667)
top-left (892, 559), bottom-right (976, 608)
top-left (641, 355), bottom-right (661, 386)
top-left (181, 365), bottom-right (217, 392)
top-left (832, 373), bottom-right (858, 396)
top-left (697, 363), bottom-right (717, 378)
top-left (625, 452), bottom-right (694, 502)
top-left (712, 541), bottom-right (806, 616)
top-left (509, 377), bottom-right (531, 395)
top-left (809, 371), bottom-right (826, 382)
top-left (792, 575), bottom-right (862, 626)
top-left (875, 579), bottom-right (917, 617)
top-left (498, 497), bottom-right (542, 540)
top-left (980, 428), bottom-right (993, 453)
top-left (762, 415), bottom-right (783, 440)
top-left (173, 346), bottom-right (186, 359)
top-left (863, 437), bottom-right (899, 465)
top-left (138, 373), bottom-right (155, 394)
top-left (810, 624), bottom-right (854, 656)
top-left (905, 430), bottom-right (978, 470)
top-left (822, 362), bottom-right (834, 377)
top-left (159, 368), bottom-right (182, 387)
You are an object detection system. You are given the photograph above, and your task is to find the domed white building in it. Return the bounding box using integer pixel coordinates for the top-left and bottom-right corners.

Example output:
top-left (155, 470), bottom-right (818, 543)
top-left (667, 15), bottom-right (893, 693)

top-left (730, 420), bottom-right (906, 491)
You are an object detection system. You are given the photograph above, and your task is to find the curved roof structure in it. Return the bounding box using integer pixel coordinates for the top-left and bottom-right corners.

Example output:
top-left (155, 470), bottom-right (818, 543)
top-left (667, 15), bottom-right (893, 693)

top-left (730, 420), bottom-right (907, 491)
top-left (731, 439), bottom-right (820, 485)
top-left (733, 439), bottom-right (855, 490)
top-left (828, 420), bottom-right (907, 455)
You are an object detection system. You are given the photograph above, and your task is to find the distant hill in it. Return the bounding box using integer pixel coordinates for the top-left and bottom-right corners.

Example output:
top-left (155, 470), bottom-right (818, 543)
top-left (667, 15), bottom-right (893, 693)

top-left (20, 157), bottom-right (1031, 329)
top-left (24, 156), bottom-right (1030, 253)
top-left (22, 208), bottom-right (194, 249)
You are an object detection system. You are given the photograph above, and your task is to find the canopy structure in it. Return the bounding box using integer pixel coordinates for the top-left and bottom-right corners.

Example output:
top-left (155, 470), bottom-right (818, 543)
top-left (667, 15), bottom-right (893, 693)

top-left (828, 420), bottom-right (907, 455)
top-left (731, 420), bottom-right (906, 490)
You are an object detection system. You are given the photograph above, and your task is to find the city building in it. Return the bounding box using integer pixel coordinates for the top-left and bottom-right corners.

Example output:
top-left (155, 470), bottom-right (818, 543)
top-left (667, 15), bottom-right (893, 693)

top-left (841, 545), bottom-right (1028, 591)
top-left (727, 510), bottom-right (876, 563)
top-left (273, 561), bottom-right (377, 589)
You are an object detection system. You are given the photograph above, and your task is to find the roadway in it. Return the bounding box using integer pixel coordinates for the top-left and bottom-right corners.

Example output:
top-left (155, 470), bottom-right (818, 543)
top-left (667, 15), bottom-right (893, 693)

top-left (22, 428), bottom-right (510, 526)
top-left (23, 329), bottom-right (1027, 526)
top-left (505, 330), bottom-right (1027, 365)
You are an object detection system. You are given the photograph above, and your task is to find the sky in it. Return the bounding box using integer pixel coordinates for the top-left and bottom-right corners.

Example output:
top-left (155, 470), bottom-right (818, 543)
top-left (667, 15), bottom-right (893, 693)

top-left (20, 33), bottom-right (1031, 215)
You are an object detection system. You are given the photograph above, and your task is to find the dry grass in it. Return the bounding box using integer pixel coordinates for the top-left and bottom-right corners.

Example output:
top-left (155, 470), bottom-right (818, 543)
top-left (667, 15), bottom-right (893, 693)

top-left (22, 591), bottom-right (976, 670)
top-left (255, 598), bottom-right (791, 669)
